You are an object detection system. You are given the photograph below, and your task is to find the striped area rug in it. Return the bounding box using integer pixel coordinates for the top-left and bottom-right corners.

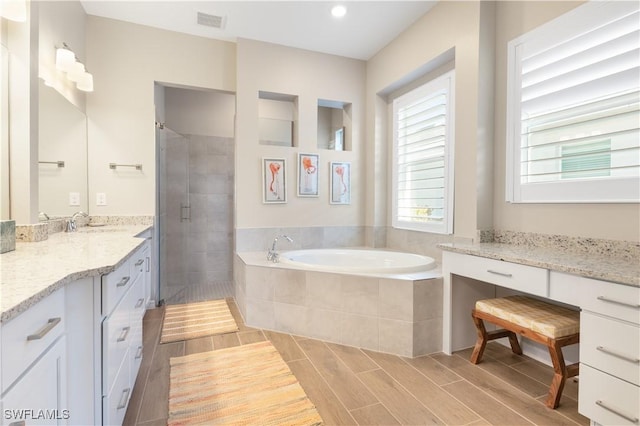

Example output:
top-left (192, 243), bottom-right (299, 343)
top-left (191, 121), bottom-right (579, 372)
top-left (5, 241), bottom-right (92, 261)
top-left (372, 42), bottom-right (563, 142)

top-left (160, 299), bottom-right (239, 343)
top-left (168, 341), bottom-right (323, 425)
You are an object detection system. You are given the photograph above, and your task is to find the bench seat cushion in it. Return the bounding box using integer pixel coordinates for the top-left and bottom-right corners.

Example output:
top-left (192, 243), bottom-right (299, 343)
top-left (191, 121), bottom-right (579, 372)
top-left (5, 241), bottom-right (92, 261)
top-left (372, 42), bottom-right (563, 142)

top-left (475, 295), bottom-right (580, 339)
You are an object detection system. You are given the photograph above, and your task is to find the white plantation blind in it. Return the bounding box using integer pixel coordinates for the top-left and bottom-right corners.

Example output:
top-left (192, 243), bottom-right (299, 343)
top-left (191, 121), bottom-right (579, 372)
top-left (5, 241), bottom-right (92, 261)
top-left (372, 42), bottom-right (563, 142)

top-left (392, 71), bottom-right (455, 234)
top-left (506, 1), bottom-right (640, 203)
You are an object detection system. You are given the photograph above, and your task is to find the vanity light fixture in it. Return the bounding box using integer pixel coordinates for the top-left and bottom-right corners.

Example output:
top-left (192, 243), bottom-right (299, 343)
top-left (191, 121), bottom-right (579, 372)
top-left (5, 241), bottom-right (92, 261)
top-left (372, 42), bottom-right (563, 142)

top-left (331, 4), bottom-right (347, 18)
top-left (55, 43), bottom-right (94, 92)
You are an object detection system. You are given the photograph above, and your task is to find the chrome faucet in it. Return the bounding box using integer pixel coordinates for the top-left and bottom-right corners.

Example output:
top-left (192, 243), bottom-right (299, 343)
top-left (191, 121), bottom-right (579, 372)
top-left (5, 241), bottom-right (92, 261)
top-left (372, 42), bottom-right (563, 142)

top-left (267, 235), bottom-right (293, 263)
top-left (66, 211), bottom-right (89, 232)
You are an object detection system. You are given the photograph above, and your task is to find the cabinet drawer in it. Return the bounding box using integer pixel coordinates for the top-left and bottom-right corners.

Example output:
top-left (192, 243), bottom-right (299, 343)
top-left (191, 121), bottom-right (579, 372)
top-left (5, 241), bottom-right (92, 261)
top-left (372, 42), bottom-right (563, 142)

top-left (102, 356), bottom-right (131, 426)
top-left (129, 331), bottom-right (143, 387)
top-left (1, 288), bottom-right (65, 393)
top-left (102, 259), bottom-right (132, 315)
top-left (451, 253), bottom-right (548, 297)
top-left (129, 246), bottom-right (146, 290)
top-left (579, 364), bottom-right (639, 426)
top-left (581, 312), bottom-right (639, 386)
top-left (580, 277), bottom-right (640, 324)
top-left (102, 291), bottom-right (133, 395)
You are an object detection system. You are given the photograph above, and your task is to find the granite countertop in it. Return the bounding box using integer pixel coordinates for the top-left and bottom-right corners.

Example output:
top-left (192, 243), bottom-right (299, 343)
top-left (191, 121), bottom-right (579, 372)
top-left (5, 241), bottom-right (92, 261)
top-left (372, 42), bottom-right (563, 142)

top-left (0, 225), bottom-right (151, 323)
top-left (439, 242), bottom-right (640, 287)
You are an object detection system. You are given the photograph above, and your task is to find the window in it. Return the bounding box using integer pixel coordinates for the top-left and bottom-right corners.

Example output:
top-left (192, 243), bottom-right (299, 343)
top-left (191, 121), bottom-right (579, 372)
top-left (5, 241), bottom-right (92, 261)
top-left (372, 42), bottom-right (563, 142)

top-left (392, 71), bottom-right (455, 234)
top-left (506, 1), bottom-right (640, 203)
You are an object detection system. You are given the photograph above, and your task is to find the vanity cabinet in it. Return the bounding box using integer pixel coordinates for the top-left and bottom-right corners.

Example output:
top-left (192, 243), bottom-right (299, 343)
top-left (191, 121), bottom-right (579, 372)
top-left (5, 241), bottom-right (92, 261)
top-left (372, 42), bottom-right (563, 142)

top-left (443, 251), bottom-right (640, 426)
top-left (576, 278), bottom-right (639, 426)
top-left (101, 244), bottom-right (146, 426)
top-left (0, 289), bottom-right (67, 426)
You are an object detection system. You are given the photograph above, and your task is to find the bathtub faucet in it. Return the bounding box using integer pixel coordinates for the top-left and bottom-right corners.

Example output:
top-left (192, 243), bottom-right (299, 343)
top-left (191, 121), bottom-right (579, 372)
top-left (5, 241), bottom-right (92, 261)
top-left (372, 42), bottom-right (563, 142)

top-left (267, 235), bottom-right (293, 263)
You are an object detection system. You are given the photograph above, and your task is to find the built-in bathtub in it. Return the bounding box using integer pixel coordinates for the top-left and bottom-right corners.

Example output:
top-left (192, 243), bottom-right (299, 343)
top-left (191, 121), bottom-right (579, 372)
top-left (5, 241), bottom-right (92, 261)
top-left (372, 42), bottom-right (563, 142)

top-left (234, 248), bottom-right (443, 357)
top-left (279, 248), bottom-right (437, 274)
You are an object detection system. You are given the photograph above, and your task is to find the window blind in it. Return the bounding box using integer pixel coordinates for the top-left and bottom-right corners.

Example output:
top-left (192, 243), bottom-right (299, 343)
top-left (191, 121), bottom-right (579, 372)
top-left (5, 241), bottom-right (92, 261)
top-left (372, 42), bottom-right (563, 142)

top-left (507, 1), bottom-right (640, 202)
top-left (392, 71), bottom-right (454, 233)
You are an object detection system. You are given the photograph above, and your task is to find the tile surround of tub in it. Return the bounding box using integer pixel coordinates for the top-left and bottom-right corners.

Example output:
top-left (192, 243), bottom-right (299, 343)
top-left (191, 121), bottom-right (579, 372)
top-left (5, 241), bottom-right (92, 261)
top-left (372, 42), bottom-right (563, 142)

top-left (235, 254), bottom-right (443, 357)
top-left (235, 226), bottom-right (366, 252)
top-left (385, 227), bottom-right (457, 262)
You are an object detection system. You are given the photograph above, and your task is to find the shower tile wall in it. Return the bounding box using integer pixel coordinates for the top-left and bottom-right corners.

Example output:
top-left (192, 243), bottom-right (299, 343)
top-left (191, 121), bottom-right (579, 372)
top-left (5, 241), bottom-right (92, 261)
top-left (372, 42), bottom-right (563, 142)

top-left (162, 133), bottom-right (234, 304)
top-left (187, 135), bottom-right (234, 285)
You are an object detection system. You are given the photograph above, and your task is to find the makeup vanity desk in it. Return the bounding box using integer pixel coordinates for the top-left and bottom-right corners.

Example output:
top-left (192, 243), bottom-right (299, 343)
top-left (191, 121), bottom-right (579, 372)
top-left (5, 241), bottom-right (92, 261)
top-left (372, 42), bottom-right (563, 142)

top-left (439, 242), bottom-right (639, 425)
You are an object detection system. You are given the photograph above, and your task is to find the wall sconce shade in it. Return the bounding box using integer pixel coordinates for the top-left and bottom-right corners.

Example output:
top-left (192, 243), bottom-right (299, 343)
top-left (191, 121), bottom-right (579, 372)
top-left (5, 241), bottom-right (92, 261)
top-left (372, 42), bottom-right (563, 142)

top-left (55, 42), bottom-right (93, 92)
top-left (55, 47), bottom-right (75, 72)
top-left (67, 61), bottom-right (85, 82)
top-left (77, 72), bottom-right (93, 92)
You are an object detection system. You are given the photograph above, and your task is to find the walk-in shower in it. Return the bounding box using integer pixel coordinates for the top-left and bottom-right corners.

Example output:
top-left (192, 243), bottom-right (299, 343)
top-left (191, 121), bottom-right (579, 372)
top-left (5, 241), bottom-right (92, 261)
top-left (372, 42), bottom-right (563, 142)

top-left (155, 85), bottom-right (235, 305)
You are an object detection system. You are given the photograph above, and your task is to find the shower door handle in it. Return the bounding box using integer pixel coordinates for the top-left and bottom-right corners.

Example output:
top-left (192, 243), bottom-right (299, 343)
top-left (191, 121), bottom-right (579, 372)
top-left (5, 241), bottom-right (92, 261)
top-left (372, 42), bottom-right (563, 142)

top-left (180, 204), bottom-right (191, 222)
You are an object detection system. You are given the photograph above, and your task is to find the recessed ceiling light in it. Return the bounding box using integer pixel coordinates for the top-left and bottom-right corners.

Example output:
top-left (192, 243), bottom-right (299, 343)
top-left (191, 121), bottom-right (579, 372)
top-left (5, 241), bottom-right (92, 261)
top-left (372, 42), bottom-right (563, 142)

top-left (331, 5), bottom-right (347, 18)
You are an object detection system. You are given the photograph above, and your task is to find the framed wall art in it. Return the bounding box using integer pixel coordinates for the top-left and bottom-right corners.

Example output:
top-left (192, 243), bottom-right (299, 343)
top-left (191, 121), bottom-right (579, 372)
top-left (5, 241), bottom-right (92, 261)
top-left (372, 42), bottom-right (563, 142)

top-left (297, 153), bottom-right (319, 197)
top-left (262, 157), bottom-right (287, 203)
top-left (330, 161), bottom-right (350, 204)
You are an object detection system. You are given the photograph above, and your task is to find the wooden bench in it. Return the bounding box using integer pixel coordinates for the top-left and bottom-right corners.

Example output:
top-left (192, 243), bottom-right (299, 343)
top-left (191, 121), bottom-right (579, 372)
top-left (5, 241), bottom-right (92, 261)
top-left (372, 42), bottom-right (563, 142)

top-left (470, 295), bottom-right (580, 409)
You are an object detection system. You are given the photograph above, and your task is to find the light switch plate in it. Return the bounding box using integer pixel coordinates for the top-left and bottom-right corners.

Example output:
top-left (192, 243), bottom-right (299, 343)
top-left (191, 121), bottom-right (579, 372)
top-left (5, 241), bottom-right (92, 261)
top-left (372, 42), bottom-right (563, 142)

top-left (69, 192), bottom-right (80, 206)
top-left (96, 192), bottom-right (107, 206)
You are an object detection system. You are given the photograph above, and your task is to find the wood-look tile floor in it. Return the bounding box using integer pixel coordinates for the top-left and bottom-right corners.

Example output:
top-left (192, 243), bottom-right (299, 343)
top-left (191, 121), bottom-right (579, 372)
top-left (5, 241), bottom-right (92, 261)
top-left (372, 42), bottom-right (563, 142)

top-left (124, 299), bottom-right (589, 426)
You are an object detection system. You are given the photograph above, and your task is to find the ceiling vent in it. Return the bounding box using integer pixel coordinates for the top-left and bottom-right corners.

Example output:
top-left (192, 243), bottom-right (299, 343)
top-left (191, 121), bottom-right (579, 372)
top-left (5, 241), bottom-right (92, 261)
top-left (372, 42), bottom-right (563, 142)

top-left (197, 12), bottom-right (226, 29)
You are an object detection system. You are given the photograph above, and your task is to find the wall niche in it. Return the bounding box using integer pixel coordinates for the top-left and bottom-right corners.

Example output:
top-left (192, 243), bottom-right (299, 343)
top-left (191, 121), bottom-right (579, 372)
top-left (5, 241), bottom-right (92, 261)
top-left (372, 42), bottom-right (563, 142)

top-left (317, 99), bottom-right (351, 151)
top-left (258, 91), bottom-right (298, 147)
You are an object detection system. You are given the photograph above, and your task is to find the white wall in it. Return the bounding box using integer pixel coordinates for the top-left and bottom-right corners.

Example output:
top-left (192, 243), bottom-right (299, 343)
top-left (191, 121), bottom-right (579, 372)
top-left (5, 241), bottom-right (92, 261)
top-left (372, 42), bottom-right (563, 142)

top-left (85, 16), bottom-right (236, 215)
top-left (492, 1), bottom-right (640, 242)
top-left (235, 38), bottom-right (365, 229)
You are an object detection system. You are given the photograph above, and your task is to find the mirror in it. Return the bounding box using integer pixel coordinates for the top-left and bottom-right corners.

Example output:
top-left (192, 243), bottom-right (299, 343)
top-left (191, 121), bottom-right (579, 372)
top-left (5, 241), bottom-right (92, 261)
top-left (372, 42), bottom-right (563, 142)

top-left (317, 99), bottom-right (351, 150)
top-left (1, 45), bottom-right (9, 220)
top-left (38, 80), bottom-right (88, 218)
top-left (258, 91), bottom-right (297, 147)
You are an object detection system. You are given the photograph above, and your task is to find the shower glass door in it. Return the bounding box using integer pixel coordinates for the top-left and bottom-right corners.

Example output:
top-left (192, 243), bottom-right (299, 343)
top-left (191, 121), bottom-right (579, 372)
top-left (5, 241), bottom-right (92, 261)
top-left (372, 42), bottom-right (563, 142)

top-left (158, 126), bottom-right (190, 304)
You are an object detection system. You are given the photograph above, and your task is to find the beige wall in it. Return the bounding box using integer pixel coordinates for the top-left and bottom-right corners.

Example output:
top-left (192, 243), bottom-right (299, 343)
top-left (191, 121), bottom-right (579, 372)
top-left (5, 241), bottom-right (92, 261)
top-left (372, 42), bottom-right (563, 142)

top-left (235, 38), bottom-right (365, 229)
top-left (366, 1), bottom-right (494, 240)
top-left (492, 1), bottom-right (640, 242)
top-left (164, 87), bottom-right (235, 138)
top-left (85, 16), bottom-right (235, 215)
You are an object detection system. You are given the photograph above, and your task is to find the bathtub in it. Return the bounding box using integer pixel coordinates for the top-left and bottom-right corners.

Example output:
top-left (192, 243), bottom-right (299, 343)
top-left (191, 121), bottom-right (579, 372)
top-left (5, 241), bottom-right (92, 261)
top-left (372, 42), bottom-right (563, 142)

top-left (235, 248), bottom-right (443, 357)
top-left (278, 248), bottom-right (436, 274)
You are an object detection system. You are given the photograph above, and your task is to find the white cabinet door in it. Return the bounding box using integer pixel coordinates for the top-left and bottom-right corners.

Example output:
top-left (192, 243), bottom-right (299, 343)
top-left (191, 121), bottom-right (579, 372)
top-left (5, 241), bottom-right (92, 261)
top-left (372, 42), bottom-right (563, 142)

top-left (1, 337), bottom-right (67, 426)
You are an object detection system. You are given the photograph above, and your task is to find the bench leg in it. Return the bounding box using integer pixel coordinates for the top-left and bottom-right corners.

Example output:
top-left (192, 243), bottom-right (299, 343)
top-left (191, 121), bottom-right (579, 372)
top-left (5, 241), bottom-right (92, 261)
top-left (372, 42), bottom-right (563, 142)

top-left (546, 339), bottom-right (567, 409)
top-left (470, 315), bottom-right (488, 364)
top-left (471, 313), bottom-right (523, 364)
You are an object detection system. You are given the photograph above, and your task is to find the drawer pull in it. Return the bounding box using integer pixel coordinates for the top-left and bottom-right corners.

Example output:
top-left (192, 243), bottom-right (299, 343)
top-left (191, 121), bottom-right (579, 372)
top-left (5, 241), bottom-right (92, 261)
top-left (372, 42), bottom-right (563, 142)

top-left (596, 346), bottom-right (640, 364)
top-left (597, 296), bottom-right (640, 309)
top-left (116, 387), bottom-right (131, 410)
top-left (27, 317), bottom-right (61, 341)
top-left (117, 326), bottom-right (130, 342)
top-left (135, 298), bottom-right (144, 309)
top-left (135, 345), bottom-right (143, 359)
top-left (116, 276), bottom-right (130, 287)
top-left (146, 256), bottom-right (150, 272)
top-left (595, 400), bottom-right (639, 423)
top-left (135, 259), bottom-right (144, 266)
top-left (487, 269), bottom-right (513, 278)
